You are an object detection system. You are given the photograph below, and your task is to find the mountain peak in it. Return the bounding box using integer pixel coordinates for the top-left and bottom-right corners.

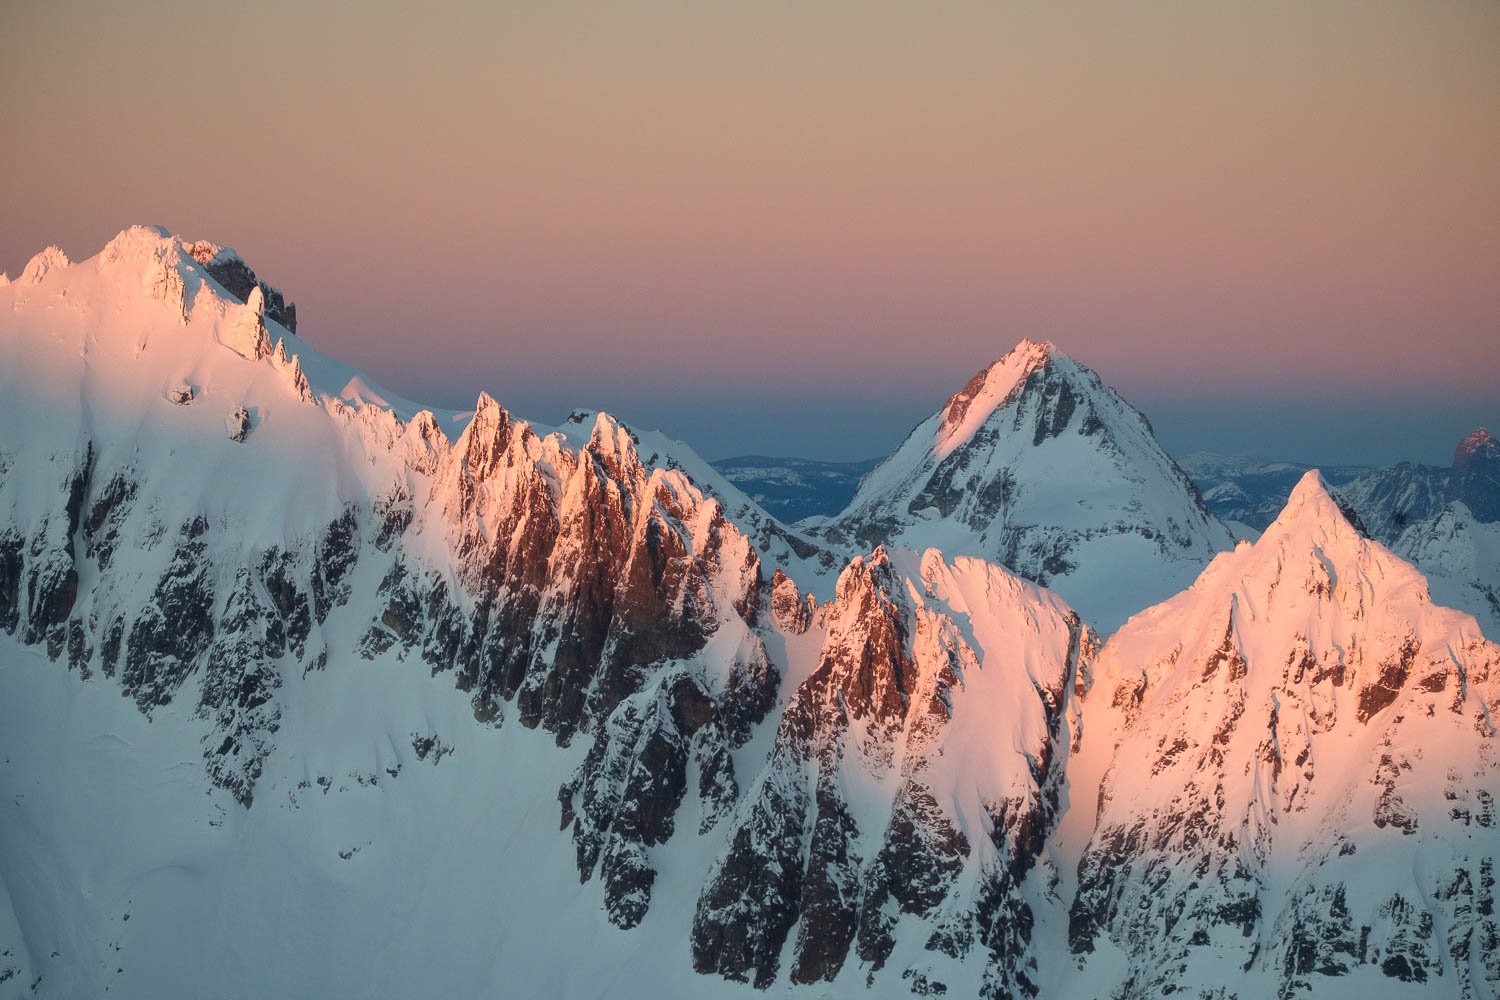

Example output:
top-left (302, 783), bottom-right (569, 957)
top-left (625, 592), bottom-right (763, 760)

top-left (1452, 426), bottom-right (1500, 523)
top-left (821, 337), bottom-right (1231, 631)
top-left (18, 244), bottom-right (71, 285)
top-left (473, 389), bottom-right (503, 416)
top-left (1266, 469), bottom-right (1368, 539)
top-left (936, 339), bottom-right (1063, 457)
top-left (1455, 427), bottom-right (1496, 468)
top-left (1283, 467), bottom-right (1336, 509)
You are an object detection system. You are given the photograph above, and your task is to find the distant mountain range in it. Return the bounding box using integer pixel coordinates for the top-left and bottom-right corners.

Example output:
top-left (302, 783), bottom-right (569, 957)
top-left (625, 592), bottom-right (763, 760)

top-left (1, 228), bottom-right (1496, 1000)
top-left (1180, 445), bottom-right (1479, 540)
top-left (706, 454), bottom-right (879, 523)
top-left (725, 433), bottom-right (1497, 543)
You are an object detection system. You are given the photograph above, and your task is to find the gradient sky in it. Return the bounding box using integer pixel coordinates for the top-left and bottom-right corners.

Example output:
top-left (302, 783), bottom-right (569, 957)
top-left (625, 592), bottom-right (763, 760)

top-left (3, 1), bottom-right (1496, 465)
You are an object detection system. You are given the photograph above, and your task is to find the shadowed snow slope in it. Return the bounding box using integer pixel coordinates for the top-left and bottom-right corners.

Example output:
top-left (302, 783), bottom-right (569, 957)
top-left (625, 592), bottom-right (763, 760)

top-left (1393, 502), bottom-right (1500, 641)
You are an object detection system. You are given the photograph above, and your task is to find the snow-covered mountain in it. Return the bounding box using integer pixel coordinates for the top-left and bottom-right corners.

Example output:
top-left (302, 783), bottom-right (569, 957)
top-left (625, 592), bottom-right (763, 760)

top-left (1339, 462), bottom-right (1453, 541)
top-left (1183, 434), bottom-right (1499, 638)
top-left (1453, 429), bottom-right (1500, 524)
top-left (1392, 502), bottom-right (1500, 639)
top-left (1067, 471), bottom-right (1500, 999)
top-left (814, 340), bottom-right (1235, 631)
top-left (2, 229), bottom-right (1497, 1000)
top-left (1187, 431), bottom-right (1499, 550)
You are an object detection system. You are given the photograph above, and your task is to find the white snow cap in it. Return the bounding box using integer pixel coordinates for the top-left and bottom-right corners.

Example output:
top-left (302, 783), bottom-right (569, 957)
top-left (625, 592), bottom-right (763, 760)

top-left (19, 245), bottom-right (71, 285)
top-left (935, 338), bottom-right (1058, 456)
top-left (1267, 469), bottom-right (1354, 533)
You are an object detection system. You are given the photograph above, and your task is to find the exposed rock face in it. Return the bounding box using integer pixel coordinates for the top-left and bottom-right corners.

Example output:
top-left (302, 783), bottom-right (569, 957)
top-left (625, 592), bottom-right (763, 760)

top-left (692, 549), bottom-right (1092, 997)
top-left (1338, 460), bottom-right (1451, 540)
top-left (0, 231), bottom-right (776, 932)
top-left (1069, 472), bottom-right (1500, 999)
top-left (187, 239), bottom-right (298, 332)
top-left (226, 406), bottom-right (252, 441)
top-left (769, 567), bottom-right (813, 634)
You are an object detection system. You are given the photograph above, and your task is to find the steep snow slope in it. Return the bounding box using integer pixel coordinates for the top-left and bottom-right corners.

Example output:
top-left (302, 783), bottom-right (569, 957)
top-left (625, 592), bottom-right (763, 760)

top-left (1182, 439), bottom-right (1500, 640)
top-left (818, 340), bottom-right (1234, 631)
top-left (1067, 472), bottom-right (1500, 999)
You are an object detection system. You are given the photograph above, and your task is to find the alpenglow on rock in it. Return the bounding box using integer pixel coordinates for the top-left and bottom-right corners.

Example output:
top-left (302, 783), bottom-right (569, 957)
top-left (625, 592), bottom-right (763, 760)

top-left (1068, 471), bottom-right (1500, 999)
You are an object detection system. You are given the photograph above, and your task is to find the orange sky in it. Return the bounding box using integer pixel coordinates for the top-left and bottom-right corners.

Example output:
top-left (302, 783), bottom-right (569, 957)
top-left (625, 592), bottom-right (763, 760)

top-left (2, 1), bottom-right (1496, 461)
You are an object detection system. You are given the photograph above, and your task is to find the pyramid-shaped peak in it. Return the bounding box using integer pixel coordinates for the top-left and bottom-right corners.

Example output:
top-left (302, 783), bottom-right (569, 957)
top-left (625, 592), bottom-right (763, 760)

top-left (587, 411), bottom-right (635, 452)
top-left (1285, 468), bottom-right (1336, 507)
top-left (969, 338), bottom-right (1067, 387)
top-left (1265, 469), bottom-right (1369, 539)
top-left (937, 339), bottom-right (1072, 451)
top-left (1006, 337), bottom-right (1061, 364)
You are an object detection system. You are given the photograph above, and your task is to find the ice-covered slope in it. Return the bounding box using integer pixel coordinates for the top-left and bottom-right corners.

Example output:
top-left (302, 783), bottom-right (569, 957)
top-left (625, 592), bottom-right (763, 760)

top-left (818, 340), bottom-right (1234, 631)
top-left (1067, 471), bottom-right (1500, 999)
